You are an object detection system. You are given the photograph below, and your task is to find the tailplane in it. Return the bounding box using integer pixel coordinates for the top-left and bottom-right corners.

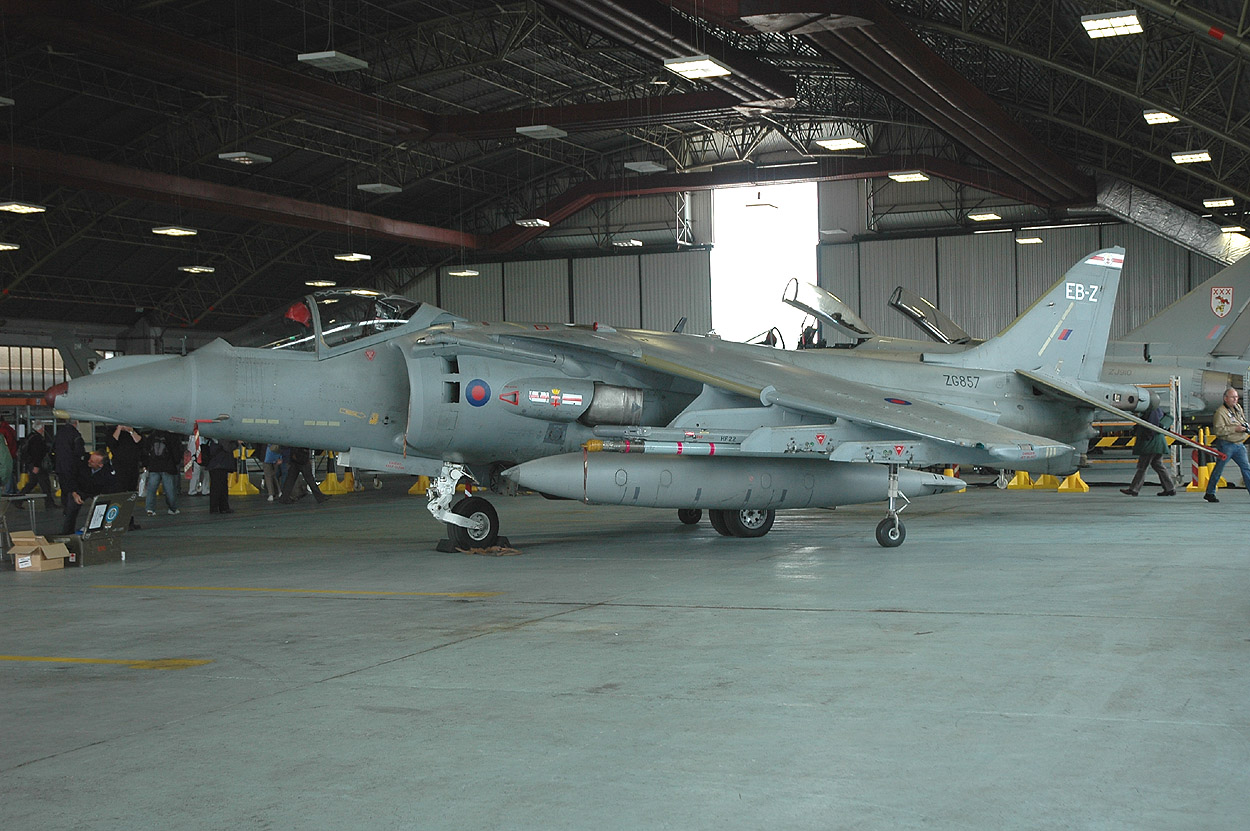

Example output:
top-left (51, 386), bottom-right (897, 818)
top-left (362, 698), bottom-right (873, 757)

top-left (924, 247), bottom-right (1124, 381)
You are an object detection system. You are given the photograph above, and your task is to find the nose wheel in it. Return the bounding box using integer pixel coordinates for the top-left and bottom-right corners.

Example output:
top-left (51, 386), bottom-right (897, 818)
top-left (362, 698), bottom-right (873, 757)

top-left (876, 463), bottom-right (909, 547)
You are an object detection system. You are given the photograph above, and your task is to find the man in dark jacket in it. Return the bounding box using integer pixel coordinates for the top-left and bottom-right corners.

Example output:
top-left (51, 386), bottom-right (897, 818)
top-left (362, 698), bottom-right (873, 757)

top-left (16, 422), bottom-right (57, 509)
top-left (52, 419), bottom-right (86, 531)
top-left (279, 446), bottom-right (329, 505)
top-left (205, 437), bottom-right (239, 515)
top-left (141, 429), bottom-right (182, 516)
top-left (106, 424), bottom-right (144, 528)
top-left (63, 450), bottom-right (117, 533)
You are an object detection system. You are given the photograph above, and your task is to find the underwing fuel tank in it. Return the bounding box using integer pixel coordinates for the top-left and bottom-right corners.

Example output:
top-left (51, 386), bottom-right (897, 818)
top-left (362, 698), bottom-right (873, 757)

top-left (502, 453), bottom-right (965, 509)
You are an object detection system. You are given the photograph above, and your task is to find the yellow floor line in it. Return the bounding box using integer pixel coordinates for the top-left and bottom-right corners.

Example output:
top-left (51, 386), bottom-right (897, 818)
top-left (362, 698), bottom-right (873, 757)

top-left (93, 584), bottom-right (503, 598)
top-left (0, 655), bottom-right (212, 670)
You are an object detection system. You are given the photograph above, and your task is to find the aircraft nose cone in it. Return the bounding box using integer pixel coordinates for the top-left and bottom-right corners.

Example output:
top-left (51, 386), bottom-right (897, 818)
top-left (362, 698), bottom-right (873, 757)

top-left (45, 381), bottom-right (68, 408)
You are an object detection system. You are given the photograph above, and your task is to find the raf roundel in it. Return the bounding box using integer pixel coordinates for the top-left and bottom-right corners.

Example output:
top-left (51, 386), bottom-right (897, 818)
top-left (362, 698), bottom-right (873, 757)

top-left (466, 379), bottom-right (491, 407)
top-left (884, 397), bottom-right (912, 406)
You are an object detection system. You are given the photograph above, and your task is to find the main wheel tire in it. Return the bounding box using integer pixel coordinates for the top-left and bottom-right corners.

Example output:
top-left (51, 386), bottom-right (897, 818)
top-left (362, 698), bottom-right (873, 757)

top-left (447, 496), bottom-right (500, 549)
top-left (677, 508), bottom-right (702, 525)
top-left (708, 509), bottom-right (733, 537)
top-left (875, 517), bottom-right (905, 547)
top-left (722, 508), bottom-right (775, 538)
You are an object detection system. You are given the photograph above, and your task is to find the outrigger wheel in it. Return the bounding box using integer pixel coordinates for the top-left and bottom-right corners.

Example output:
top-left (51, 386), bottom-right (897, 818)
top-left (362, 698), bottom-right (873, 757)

top-left (875, 517), bottom-right (905, 547)
top-left (677, 508), bottom-right (702, 525)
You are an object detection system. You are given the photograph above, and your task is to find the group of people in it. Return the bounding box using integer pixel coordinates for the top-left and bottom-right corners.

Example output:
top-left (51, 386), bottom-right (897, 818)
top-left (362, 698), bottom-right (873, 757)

top-left (2, 417), bottom-right (330, 532)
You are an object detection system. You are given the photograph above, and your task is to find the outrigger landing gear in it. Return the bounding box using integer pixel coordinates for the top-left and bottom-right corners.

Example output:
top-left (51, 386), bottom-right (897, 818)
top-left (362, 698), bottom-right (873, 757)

top-left (875, 463), bottom-right (908, 547)
top-left (427, 462), bottom-right (504, 550)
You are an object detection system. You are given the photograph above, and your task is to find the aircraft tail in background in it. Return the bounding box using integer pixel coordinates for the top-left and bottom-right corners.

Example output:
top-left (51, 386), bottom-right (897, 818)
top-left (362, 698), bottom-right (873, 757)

top-left (924, 247), bottom-right (1125, 382)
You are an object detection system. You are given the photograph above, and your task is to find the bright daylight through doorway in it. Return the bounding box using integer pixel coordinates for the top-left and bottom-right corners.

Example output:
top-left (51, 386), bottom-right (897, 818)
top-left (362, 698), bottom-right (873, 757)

top-left (710, 182), bottom-right (817, 346)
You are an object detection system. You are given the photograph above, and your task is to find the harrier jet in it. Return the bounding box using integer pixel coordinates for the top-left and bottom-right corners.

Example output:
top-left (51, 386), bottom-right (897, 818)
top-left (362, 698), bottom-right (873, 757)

top-left (49, 246), bottom-right (1182, 548)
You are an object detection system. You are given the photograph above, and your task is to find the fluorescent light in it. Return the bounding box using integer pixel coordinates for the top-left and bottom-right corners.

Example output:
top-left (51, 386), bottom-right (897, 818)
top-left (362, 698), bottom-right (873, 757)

top-left (514, 218), bottom-right (550, 228)
top-left (888, 170), bottom-right (929, 182)
top-left (968, 212), bottom-right (1001, 222)
top-left (612, 239), bottom-right (643, 247)
top-left (298, 50), bottom-right (368, 72)
top-left (973, 228), bottom-right (1012, 234)
top-left (1172, 149), bottom-right (1211, 164)
top-left (624, 160), bottom-right (667, 173)
top-left (1015, 237), bottom-right (1044, 244)
top-left (1204, 197), bottom-right (1235, 209)
top-left (814, 137), bottom-right (866, 151)
top-left (516, 125), bottom-right (567, 139)
top-left (218, 151), bottom-right (272, 165)
top-left (1221, 225), bottom-right (1246, 233)
top-left (0, 241), bottom-right (19, 251)
top-left (663, 55), bottom-right (732, 80)
top-left (1143, 109), bottom-right (1179, 124)
top-left (0, 200), bottom-right (46, 214)
top-left (152, 225), bottom-right (197, 236)
top-left (448, 269), bottom-right (479, 277)
top-left (305, 280), bottom-right (337, 287)
top-left (0, 96), bottom-right (13, 107)
top-left (1081, 11), bottom-right (1143, 38)
top-left (178, 265), bottom-right (215, 274)
top-left (357, 182), bottom-right (402, 194)
top-left (334, 252), bottom-right (371, 262)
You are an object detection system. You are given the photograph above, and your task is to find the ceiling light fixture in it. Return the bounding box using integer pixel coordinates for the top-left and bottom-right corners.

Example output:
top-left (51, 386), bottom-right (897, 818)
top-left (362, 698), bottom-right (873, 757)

top-left (152, 225), bottom-right (197, 236)
top-left (0, 241), bottom-right (19, 251)
top-left (1172, 149), bottom-right (1212, 164)
top-left (1203, 197), bottom-right (1235, 209)
top-left (448, 269), bottom-right (480, 277)
top-left (1221, 225), bottom-right (1246, 233)
top-left (0, 200), bottom-right (46, 214)
top-left (624, 160), bottom-right (667, 173)
top-left (968, 212), bottom-right (1002, 222)
top-left (178, 265), bottom-right (215, 274)
top-left (305, 280), bottom-right (337, 288)
top-left (0, 96), bottom-right (13, 107)
top-left (973, 228), bottom-right (1013, 235)
top-left (1143, 109), bottom-right (1179, 124)
top-left (1081, 11), bottom-right (1143, 38)
top-left (663, 54), bottom-right (732, 79)
top-left (888, 170), bottom-right (929, 182)
top-left (218, 151), bottom-right (272, 165)
top-left (1015, 237), bottom-right (1044, 245)
top-left (515, 124), bottom-right (568, 139)
top-left (334, 252), bottom-right (371, 262)
top-left (514, 218), bottom-right (550, 228)
top-left (612, 239), bottom-right (643, 247)
top-left (357, 183), bottom-right (402, 195)
top-left (814, 137), bottom-right (866, 151)
top-left (297, 50), bottom-right (369, 72)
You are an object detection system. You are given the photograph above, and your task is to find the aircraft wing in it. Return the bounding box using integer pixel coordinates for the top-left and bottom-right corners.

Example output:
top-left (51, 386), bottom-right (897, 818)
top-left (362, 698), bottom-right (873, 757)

top-left (424, 324), bottom-right (1074, 465)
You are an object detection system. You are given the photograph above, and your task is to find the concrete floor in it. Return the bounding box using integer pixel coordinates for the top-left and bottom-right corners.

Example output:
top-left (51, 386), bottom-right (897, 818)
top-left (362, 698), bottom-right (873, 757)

top-left (2, 474), bottom-right (1248, 830)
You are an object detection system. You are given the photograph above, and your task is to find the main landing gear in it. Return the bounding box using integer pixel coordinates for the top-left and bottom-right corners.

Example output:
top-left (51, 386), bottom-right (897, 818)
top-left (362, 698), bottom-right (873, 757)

top-left (708, 508), bottom-right (776, 538)
top-left (427, 462), bottom-right (502, 549)
top-left (875, 463), bottom-right (907, 547)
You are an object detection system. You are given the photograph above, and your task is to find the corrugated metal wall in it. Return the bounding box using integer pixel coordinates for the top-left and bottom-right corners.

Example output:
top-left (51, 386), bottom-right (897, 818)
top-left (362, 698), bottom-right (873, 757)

top-left (1102, 224), bottom-right (1190, 334)
top-left (937, 234), bottom-right (1017, 339)
top-left (573, 256), bottom-right (641, 328)
top-left (1013, 227), bottom-right (1101, 320)
top-left (398, 269), bottom-right (439, 307)
top-left (858, 238), bottom-right (938, 337)
top-left (439, 262), bottom-right (503, 321)
top-left (503, 260), bottom-right (569, 321)
top-left (640, 251), bottom-right (712, 333)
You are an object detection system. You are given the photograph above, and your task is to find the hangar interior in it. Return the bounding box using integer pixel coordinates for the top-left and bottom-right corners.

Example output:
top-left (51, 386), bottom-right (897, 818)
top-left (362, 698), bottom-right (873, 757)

top-left (3, 2), bottom-right (1250, 829)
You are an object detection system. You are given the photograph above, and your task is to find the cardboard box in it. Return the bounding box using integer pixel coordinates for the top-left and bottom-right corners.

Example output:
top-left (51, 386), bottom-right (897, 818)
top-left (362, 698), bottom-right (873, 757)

top-left (13, 540), bottom-right (70, 572)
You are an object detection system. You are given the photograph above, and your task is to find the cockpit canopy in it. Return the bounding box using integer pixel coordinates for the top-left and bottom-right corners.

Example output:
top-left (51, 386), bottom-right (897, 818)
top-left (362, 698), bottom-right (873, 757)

top-left (225, 289), bottom-right (425, 351)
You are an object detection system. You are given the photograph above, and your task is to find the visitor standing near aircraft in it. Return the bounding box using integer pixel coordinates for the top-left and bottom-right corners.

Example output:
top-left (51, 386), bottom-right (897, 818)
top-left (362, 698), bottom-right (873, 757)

top-left (1204, 388), bottom-right (1250, 503)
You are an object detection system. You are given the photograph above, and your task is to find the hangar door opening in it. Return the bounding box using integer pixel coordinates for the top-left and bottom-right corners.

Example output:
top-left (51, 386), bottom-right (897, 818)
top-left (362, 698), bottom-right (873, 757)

top-left (710, 182), bottom-right (816, 345)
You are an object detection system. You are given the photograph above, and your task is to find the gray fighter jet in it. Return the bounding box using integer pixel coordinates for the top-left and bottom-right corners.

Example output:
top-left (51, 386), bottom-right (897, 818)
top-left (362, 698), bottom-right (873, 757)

top-left (798, 251), bottom-right (1250, 414)
top-left (47, 247), bottom-right (1179, 548)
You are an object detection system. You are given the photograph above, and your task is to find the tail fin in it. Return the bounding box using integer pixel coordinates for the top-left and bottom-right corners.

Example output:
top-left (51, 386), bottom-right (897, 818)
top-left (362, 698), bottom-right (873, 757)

top-left (1120, 253), bottom-right (1250, 358)
top-left (925, 247), bottom-right (1124, 381)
